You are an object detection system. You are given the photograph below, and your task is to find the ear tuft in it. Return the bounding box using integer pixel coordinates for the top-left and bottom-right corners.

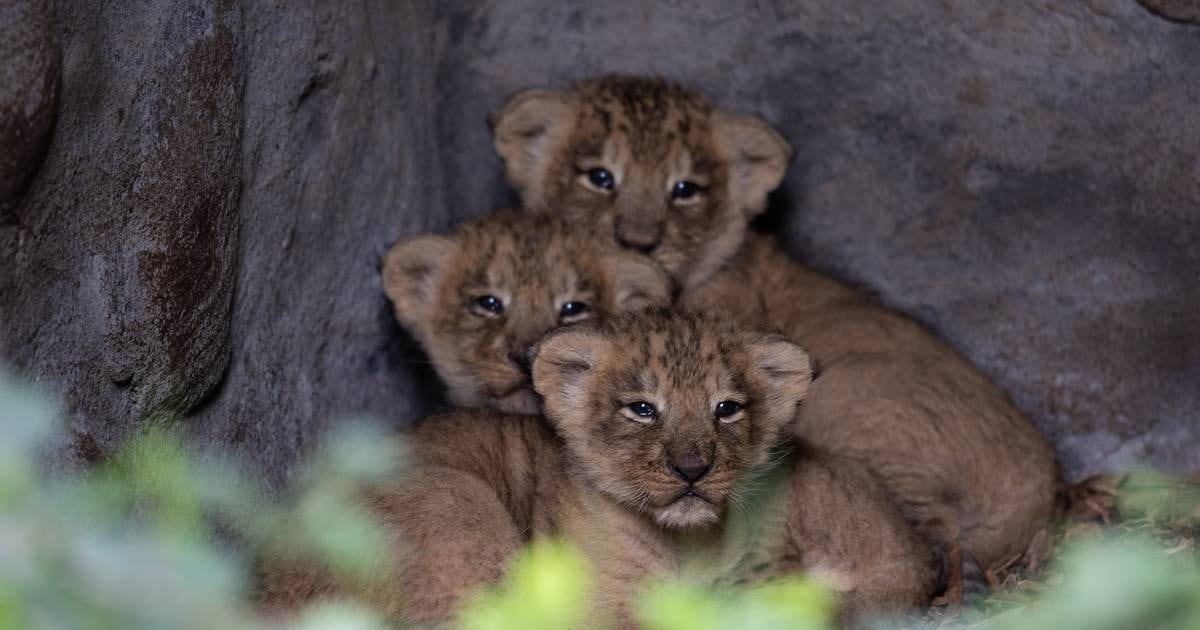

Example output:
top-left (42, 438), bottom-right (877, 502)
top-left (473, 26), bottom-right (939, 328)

top-left (381, 235), bottom-right (458, 333)
top-left (746, 334), bottom-right (813, 424)
top-left (603, 253), bottom-right (673, 310)
top-left (492, 89), bottom-right (577, 207)
top-left (712, 112), bottom-right (793, 217)
top-left (530, 328), bottom-right (607, 426)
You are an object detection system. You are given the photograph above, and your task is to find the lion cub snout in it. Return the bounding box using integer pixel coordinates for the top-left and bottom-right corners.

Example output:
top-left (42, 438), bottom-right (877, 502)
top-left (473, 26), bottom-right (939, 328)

top-left (668, 445), bottom-right (713, 484)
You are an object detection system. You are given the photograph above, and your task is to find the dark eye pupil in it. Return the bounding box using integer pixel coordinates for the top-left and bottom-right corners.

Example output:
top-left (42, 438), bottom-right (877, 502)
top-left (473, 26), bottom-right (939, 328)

top-left (560, 302), bottom-right (590, 318)
top-left (630, 401), bottom-right (657, 417)
top-left (474, 295), bottom-right (503, 313)
top-left (672, 181), bottom-right (699, 199)
top-left (715, 401), bottom-right (742, 417)
top-left (587, 168), bottom-right (614, 190)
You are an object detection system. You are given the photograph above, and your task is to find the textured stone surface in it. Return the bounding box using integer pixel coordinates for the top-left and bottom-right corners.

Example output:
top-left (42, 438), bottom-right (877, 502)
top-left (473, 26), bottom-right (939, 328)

top-left (1, 0), bottom-right (1196, 484)
top-left (1138, 0), bottom-right (1200, 22)
top-left (185, 1), bottom-right (447, 487)
top-left (1, 0), bottom-right (244, 464)
top-left (0, 0), bottom-right (59, 216)
top-left (1, 0), bottom-right (444, 485)
top-left (433, 0), bottom-right (1200, 480)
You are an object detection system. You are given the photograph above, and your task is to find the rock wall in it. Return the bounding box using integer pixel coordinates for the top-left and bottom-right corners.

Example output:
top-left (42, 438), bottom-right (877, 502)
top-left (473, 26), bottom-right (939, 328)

top-left (1, 0), bottom-right (445, 485)
top-left (433, 0), bottom-right (1200, 479)
top-left (1, 0), bottom-right (1196, 483)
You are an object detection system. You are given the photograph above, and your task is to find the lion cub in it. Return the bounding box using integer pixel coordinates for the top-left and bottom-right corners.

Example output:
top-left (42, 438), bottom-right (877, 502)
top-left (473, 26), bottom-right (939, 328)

top-left (261, 311), bottom-right (937, 627)
top-left (381, 209), bottom-right (670, 413)
top-left (492, 75), bottom-right (1059, 569)
top-left (531, 310), bottom-right (938, 626)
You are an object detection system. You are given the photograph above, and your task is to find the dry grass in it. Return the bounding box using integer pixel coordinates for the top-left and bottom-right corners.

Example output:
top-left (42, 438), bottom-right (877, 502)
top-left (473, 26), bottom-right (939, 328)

top-left (915, 472), bottom-right (1200, 629)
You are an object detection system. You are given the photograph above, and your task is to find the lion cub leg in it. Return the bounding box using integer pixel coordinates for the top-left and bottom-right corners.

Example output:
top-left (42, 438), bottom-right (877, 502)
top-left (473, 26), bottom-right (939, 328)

top-left (258, 466), bottom-right (524, 626)
top-left (363, 466), bottom-right (525, 626)
top-left (787, 454), bottom-right (939, 626)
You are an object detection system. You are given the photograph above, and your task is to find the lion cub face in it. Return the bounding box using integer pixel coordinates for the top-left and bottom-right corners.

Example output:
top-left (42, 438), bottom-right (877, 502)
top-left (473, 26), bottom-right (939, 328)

top-left (383, 211), bottom-right (670, 414)
top-left (493, 75), bottom-right (792, 288)
top-left (532, 310), bottom-right (813, 528)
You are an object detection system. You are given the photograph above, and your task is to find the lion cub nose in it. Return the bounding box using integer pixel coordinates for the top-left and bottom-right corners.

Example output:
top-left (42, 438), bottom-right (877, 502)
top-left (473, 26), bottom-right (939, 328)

top-left (670, 451), bottom-right (713, 484)
top-left (614, 218), bottom-right (662, 254)
top-left (507, 350), bottom-right (531, 376)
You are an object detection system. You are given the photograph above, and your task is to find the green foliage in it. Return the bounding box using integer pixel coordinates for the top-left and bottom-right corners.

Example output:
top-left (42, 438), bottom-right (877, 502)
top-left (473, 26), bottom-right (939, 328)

top-left (979, 538), bottom-right (1200, 630)
top-left (0, 369), bottom-right (389, 629)
top-left (460, 539), bottom-right (594, 630)
top-left (638, 577), bottom-right (834, 630)
top-left (1119, 470), bottom-right (1200, 525)
top-left (2, 369), bottom-right (1199, 630)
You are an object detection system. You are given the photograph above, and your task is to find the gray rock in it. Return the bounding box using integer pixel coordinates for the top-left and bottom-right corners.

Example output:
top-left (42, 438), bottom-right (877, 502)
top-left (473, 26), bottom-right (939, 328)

top-left (433, 0), bottom-right (1200, 480)
top-left (1, 0), bottom-right (1196, 484)
top-left (1138, 0), bottom-right (1200, 23)
top-left (0, 0), bottom-right (59, 216)
top-left (1, 1), bottom-right (444, 485)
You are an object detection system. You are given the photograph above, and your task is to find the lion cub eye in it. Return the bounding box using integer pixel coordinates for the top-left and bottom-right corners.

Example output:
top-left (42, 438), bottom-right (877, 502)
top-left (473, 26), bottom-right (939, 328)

top-left (585, 167), bottom-right (615, 191)
top-left (714, 400), bottom-right (743, 422)
top-left (472, 295), bottom-right (504, 315)
top-left (670, 180), bottom-right (703, 201)
top-left (559, 301), bottom-right (590, 320)
top-left (627, 401), bottom-right (658, 422)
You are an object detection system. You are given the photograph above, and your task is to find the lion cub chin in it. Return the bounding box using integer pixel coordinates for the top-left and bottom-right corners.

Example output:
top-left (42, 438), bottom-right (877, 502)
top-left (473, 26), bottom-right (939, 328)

top-left (381, 209), bottom-right (671, 413)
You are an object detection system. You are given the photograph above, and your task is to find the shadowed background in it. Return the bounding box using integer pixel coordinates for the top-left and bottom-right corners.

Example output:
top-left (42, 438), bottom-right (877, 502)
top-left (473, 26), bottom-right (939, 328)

top-left (1, 0), bottom-right (1197, 488)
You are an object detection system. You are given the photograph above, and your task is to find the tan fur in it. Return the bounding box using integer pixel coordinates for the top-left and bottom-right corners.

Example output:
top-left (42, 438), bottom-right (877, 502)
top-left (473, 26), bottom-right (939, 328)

top-left (257, 413), bottom-right (562, 626)
top-left (492, 76), bottom-right (1059, 569)
top-left (494, 76), bottom-right (791, 289)
top-left (261, 312), bottom-right (937, 627)
top-left (381, 210), bottom-right (671, 413)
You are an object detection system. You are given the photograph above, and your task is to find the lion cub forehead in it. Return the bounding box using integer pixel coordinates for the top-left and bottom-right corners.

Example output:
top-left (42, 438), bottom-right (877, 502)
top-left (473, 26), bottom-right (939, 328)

top-left (603, 311), bottom-right (747, 392)
top-left (453, 211), bottom-right (592, 283)
top-left (572, 75), bottom-right (716, 158)
top-left (573, 75), bottom-right (713, 124)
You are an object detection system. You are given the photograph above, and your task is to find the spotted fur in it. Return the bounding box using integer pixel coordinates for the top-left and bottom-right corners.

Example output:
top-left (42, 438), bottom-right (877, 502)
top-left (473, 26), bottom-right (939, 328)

top-left (494, 76), bottom-right (1058, 571)
top-left (493, 75), bottom-right (791, 289)
top-left (260, 311), bottom-right (938, 627)
top-left (530, 310), bottom-right (937, 626)
top-left (532, 310), bottom-right (812, 529)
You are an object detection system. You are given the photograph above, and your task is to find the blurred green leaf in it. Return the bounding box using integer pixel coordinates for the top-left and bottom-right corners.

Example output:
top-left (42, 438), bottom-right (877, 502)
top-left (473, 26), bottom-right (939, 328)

top-left (112, 428), bottom-right (206, 537)
top-left (461, 539), bottom-right (593, 630)
top-left (638, 577), bottom-right (833, 630)
top-left (0, 372), bottom-right (58, 508)
top-left (293, 601), bottom-right (389, 630)
top-left (986, 537), bottom-right (1200, 630)
top-left (5, 368), bottom-right (1200, 630)
top-left (297, 486), bottom-right (392, 587)
top-left (1120, 470), bottom-right (1200, 526)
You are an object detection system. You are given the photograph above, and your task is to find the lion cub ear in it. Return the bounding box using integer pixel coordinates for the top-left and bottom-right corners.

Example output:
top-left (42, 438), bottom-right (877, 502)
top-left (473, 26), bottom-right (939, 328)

top-left (491, 89), bottom-right (577, 206)
top-left (603, 253), bottom-right (673, 310)
top-left (381, 235), bottom-right (458, 335)
top-left (712, 112), bottom-right (793, 217)
top-left (746, 334), bottom-right (813, 429)
top-left (530, 328), bottom-right (607, 427)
